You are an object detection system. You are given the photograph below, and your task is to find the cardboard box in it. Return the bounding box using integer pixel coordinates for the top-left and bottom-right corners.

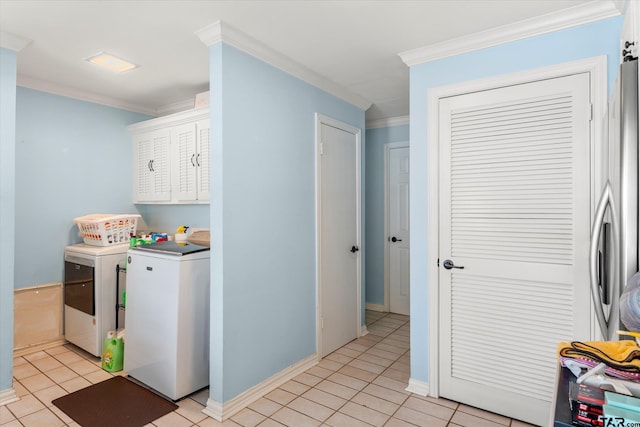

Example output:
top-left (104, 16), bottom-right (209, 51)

top-left (569, 381), bottom-right (605, 427)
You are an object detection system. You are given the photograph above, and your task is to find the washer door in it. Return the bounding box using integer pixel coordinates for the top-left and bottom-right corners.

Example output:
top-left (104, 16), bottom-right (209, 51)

top-left (64, 261), bottom-right (95, 315)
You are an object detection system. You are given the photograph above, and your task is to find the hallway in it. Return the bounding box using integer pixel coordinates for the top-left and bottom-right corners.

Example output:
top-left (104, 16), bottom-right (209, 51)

top-left (1, 311), bottom-right (535, 426)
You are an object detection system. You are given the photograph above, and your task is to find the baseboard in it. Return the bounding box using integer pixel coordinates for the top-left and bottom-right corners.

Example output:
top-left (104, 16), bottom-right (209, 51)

top-left (14, 282), bottom-right (63, 351)
top-left (13, 339), bottom-right (67, 358)
top-left (406, 378), bottom-right (429, 396)
top-left (0, 388), bottom-right (19, 406)
top-left (365, 303), bottom-right (385, 312)
top-left (202, 353), bottom-right (318, 421)
top-left (360, 325), bottom-right (369, 336)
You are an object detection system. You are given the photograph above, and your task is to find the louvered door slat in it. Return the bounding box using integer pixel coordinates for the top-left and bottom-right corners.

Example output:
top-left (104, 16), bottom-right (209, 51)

top-left (152, 131), bottom-right (171, 201)
top-left (196, 121), bottom-right (210, 200)
top-left (438, 72), bottom-right (592, 425)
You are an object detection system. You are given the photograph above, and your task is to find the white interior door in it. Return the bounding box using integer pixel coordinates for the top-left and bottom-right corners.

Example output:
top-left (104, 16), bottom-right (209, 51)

top-left (438, 73), bottom-right (592, 426)
top-left (319, 118), bottom-right (360, 358)
top-left (388, 144), bottom-right (410, 315)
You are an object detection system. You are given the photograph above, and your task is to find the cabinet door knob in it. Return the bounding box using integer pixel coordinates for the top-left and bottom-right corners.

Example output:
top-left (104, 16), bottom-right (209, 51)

top-left (196, 153), bottom-right (201, 167)
top-left (191, 154), bottom-right (196, 167)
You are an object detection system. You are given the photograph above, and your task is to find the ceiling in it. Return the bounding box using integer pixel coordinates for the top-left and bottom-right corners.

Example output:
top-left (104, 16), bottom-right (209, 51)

top-left (0, 0), bottom-right (617, 123)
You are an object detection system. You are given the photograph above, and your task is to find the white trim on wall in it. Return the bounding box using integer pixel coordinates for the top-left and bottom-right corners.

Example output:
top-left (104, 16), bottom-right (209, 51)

top-left (425, 56), bottom-right (607, 398)
top-left (366, 116), bottom-right (410, 130)
top-left (16, 76), bottom-right (158, 116)
top-left (196, 21), bottom-right (371, 112)
top-left (202, 353), bottom-right (317, 421)
top-left (399, 2), bottom-right (621, 66)
top-left (365, 303), bottom-right (385, 312)
top-left (0, 388), bottom-right (19, 406)
top-left (406, 378), bottom-right (429, 397)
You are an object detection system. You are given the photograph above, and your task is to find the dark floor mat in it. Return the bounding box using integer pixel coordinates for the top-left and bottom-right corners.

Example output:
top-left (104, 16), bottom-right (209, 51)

top-left (52, 376), bottom-right (178, 427)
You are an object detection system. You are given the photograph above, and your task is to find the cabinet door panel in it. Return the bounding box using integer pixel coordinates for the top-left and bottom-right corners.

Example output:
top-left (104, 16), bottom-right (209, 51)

top-left (174, 123), bottom-right (198, 202)
top-left (132, 129), bottom-right (171, 202)
top-left (133, 135), bottom-right (153, 202)
top-left (196, 120), bottom-right (210, 201)
top-left (151, 129), bottom-right (172, 201)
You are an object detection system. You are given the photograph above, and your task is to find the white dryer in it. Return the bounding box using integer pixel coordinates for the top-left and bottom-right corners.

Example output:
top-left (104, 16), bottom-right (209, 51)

top-left (64, 243), bottom-right (128, 357)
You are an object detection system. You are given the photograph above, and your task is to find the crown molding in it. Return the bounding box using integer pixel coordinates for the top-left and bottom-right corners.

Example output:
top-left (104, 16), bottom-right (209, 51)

top-left (612, 0), bottom-right (628, 14)
top-left (399, 0), bottom-right (621, 66)
top-left (196, 21), bottom-right (372, 111)
top-left (16, 75), bottom-right (158, 116)
top-left (0, 31), bottom-right (32, 52)
top-left (156, 98), bottom-right (196, 116)
top-left (366, 115), bottom-right (410, 129)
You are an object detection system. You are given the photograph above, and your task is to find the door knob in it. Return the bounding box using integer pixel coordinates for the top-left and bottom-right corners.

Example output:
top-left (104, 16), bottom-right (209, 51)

top-left (350, 245), bottom-right (359, 253)
top-left (391, 236), bottom-right (402, 242)
top-left (443, 259), bottom-right (464, 270)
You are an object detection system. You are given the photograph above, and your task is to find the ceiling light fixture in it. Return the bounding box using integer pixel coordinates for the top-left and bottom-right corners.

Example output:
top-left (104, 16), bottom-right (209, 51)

top-left (85, 52), bottom-right (138, 73)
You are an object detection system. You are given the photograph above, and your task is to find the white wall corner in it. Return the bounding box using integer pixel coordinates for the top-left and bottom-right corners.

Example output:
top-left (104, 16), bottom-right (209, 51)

top-left (202, 397), bottom-right (223, 421)
top-left (366, 116), bottom-right (410, 130)
top-left (405, 378), bottom-right (430, 397)
top-left (612, 0), bottom-right (629, 14)
top-left (195, 20), bottom-right (223, 47)
top-left (0, 31), bottom-right (32, 52)
top-left (0, 388), bottom-right (19, 406)
top-left (399, 1), bottom-right (622, 66)
top-left (194, 21), bottom-right (371, 111)
top-left (202, 353), bottom-right (318, 422)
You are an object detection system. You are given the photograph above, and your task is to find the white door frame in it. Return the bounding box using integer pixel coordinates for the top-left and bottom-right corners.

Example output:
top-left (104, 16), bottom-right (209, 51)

top-left (426, 56), bottom-right (607, 396)
top-left (315, 113), bottom-right (363, 359)
top-left (384, 141), bottom-right (409, 312)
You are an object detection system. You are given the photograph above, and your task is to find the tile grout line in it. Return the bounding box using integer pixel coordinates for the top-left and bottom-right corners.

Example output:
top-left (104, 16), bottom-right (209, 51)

top-left (258, 313), bottom-right (413, 427)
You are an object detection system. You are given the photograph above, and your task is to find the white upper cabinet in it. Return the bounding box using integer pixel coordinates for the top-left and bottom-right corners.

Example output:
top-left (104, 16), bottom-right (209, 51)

top-left (129, 108), bottom-right (209, 204)
top-left (173, 119), bottom-right (210, 202)
top-left (132, 128), bottom-right (172, 202)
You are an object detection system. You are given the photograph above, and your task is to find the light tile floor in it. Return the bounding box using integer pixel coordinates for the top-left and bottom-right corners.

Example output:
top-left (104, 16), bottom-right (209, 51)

top-left (1, 311), bottom-right (537, 427)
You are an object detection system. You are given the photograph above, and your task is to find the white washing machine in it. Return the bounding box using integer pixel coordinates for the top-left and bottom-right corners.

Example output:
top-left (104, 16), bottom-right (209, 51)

top-left (64, 243), bottom-right (128, 357)
top-left (124, 241), bottom-right (210, 400)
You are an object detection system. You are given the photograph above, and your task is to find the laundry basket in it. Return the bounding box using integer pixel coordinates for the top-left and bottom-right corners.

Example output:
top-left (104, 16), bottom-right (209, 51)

top-left (74, 214), bottom-right (141, 246)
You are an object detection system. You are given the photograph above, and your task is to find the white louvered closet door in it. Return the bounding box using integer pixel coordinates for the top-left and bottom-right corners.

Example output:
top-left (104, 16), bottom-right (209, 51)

top-left (438, 73), bottom-right (592, 426)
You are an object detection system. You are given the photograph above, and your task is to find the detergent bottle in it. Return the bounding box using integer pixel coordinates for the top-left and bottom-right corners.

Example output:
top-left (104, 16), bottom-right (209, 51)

top-left (102, 331), bottom-right (124, 372)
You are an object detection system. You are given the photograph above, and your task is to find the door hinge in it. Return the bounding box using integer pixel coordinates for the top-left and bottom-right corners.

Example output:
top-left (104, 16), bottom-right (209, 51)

top-left (321, 317), bottom-right (324, 329)
top-left (587, 103), bottom-right (593, 122)
top-left (320, 143), bottom-right (324, 155)
top-left (437, 258), bottom-right (440, 267)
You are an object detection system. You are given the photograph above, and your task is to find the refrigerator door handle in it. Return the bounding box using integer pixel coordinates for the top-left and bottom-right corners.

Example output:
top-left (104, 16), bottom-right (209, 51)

top-left (589, 181), bottom-right (620, 340)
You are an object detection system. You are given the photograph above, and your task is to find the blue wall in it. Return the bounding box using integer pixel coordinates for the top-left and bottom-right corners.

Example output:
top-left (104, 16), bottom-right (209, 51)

top-left (1, 47), bottom-right (18, 392)
top-left (136, 204), bottom-right (209, 233)
top-left (14, 88), bottom-right (151, 288)
top-left (408, 16), bottom-right (624, 384)
top-left (364, 124), bottom-right (409, 307)
top-left (209, 43), bottom-right (365, 403)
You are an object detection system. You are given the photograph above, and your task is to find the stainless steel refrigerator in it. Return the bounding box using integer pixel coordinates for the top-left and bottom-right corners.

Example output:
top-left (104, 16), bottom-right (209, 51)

top-left (590, 59), bottom-right (639, 340)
